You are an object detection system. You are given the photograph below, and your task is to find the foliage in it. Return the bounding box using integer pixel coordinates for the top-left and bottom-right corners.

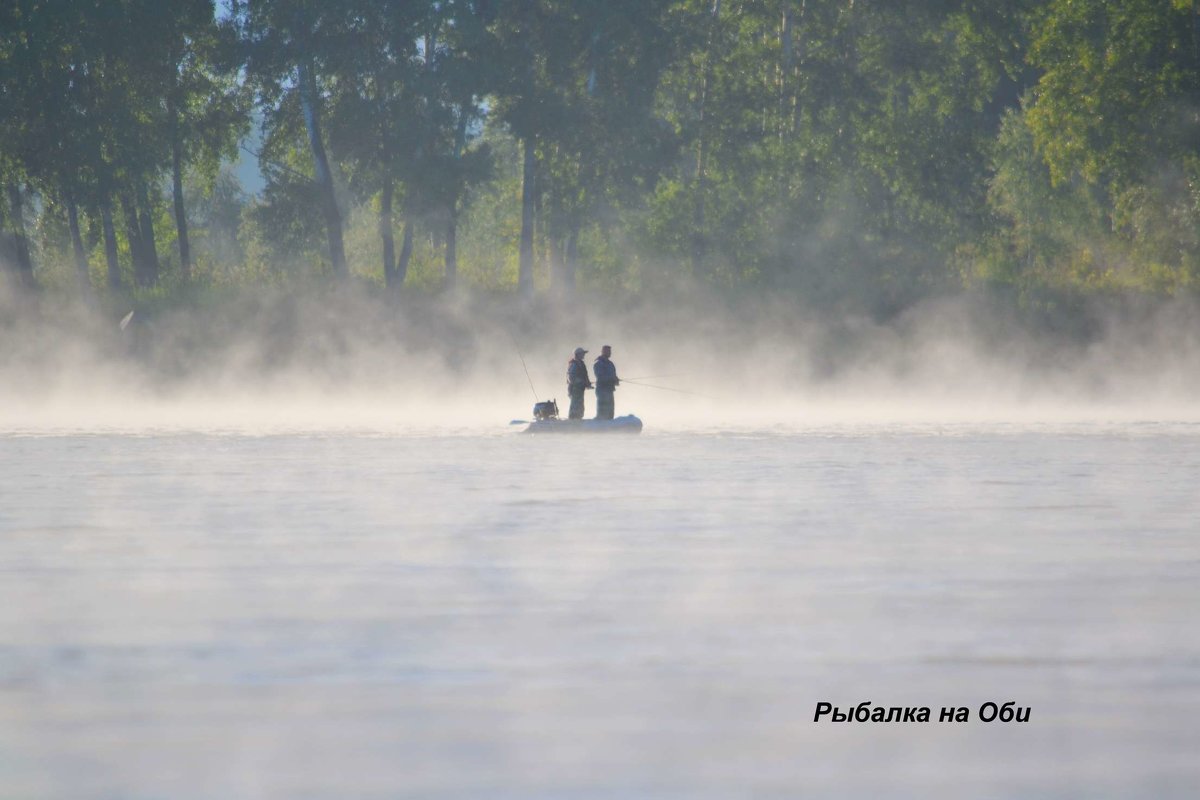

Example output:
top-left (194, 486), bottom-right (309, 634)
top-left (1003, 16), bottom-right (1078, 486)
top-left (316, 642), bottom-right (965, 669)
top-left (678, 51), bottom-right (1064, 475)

top-left (2, 0), bottom-right (1199, 311)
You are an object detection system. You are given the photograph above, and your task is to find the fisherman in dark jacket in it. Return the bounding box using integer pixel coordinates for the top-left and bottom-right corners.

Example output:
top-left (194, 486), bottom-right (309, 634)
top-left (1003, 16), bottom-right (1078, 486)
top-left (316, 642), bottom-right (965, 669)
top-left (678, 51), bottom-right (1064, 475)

top-left (566, 347), bottom-right (593, 420)
top-left (593, 344), bottom-right (620, 420)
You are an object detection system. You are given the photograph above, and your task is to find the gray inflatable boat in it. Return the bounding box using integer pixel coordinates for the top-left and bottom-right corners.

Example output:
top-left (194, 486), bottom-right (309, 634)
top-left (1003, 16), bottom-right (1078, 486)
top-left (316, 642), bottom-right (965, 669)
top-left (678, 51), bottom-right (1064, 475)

top-left (523, 414), bottom-right (643, 434)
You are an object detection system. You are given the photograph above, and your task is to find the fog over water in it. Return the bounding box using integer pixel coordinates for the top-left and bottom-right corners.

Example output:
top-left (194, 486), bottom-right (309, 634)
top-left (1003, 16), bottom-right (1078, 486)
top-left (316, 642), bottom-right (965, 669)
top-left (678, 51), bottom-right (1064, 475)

top-left (2, 287), bottom-right (1199, 797)
top-left (4, 286), bottom-right (1200, 433)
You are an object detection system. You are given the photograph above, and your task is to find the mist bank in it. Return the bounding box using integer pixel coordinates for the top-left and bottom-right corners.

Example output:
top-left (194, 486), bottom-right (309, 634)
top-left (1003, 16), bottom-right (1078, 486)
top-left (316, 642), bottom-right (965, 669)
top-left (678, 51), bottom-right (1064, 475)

top-left (2, 277), bottom-right (1199, 433)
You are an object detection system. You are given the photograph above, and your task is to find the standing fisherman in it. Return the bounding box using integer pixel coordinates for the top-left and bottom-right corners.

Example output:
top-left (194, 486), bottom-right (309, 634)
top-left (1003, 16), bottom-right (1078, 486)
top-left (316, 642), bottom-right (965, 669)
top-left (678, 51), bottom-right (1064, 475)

top-left (567, 347), bottom-right (593, 420)
top-left (593, 344), bottom-right (620, 420)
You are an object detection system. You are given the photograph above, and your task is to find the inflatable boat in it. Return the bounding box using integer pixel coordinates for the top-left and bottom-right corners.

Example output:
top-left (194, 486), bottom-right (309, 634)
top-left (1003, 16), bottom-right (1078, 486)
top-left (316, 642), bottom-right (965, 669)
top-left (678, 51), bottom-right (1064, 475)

top-left (523, 414), bottom-right (643, 434)
top-left (516, 400), bottom-right (643, 434)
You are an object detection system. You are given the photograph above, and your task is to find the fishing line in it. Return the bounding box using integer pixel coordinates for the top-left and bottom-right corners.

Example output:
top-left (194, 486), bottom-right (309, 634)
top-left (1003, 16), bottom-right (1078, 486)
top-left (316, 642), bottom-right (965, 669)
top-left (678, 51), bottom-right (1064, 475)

top-left (620, 373), bottom-right (682, 381)
top-left (620, 379), bottom-right (715, 399)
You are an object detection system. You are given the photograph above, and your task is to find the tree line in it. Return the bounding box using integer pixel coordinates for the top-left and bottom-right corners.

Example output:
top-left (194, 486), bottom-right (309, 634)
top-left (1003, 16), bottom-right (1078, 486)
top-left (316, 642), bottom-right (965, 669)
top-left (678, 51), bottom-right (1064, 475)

top-left (2, 0), bottom-right (1199, 313)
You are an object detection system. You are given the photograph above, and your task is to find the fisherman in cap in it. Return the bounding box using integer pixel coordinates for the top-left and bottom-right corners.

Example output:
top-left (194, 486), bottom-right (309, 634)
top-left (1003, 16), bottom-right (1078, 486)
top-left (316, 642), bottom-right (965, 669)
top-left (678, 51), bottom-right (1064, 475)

top-left (592, 344), bottom-right (620, 420)
top-left (566, 346), bottom-right (593, 420)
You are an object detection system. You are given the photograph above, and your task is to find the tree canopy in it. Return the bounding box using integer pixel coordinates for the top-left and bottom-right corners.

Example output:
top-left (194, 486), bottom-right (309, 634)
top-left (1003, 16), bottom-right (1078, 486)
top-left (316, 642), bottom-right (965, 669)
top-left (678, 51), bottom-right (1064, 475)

top-left (2, 0), bottom-right (1197, 309)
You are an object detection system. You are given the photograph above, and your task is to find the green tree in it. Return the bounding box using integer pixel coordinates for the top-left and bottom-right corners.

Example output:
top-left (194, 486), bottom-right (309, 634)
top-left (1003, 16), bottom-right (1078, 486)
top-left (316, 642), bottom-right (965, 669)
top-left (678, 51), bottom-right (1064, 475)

top-left (537, 0), bottom-right (680, 294)
top-left (486, 0), bottom-right (580, 296)
top-left (1026, 0), bottom-right (1200, 290)
top-left (230, 0), bottom-right (351, 277)
top-left (329, 1), bottom-right (426, 291)
top-left (146, 1), bottom-right (250, 282)
top-left (642, 0), bottom-right (1034, 309)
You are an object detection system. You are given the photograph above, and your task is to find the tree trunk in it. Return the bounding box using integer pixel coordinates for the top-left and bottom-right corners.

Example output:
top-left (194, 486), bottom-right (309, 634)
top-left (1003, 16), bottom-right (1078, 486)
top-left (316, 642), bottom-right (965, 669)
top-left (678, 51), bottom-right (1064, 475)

top-left (169, 94), bottom-right (192, 282)
top-left (563, 226), bottom-right (578, 296)
top-left (534, 161), bottom-right (547, 281)
top-left (0, 212), bottom-right (9, 279)
top-left (136, 183), bottom-right (160, 287)
top-left (298, 59), bottom-right (346, 278)
top-left (519, 135), bottom-right (537, 297)
top-left (780, 3), bottom-right (793, 140)
top-left (395, 218), bottom-right (414, 289)
top-left (65, 192), bottom-right (91, 291)
top-left (100, 196), bottom-right (121, 289)
top-left (1193, 0), bottom-right (1199, 66)
top-left (691, 153), bottom-right (709, 276)
top-left (791, 3), bottom-right (806, 136)
top-left (380, 179), bottom-right (397, 288)
top-left (691, 0), bottom-right (722, 277)
top-left (546, 233), bottom-right (560, 293)
top-left (446, 104), bottom-right (468, 291)
top-left (121, 193), bottom-right (146, 284)
top-left (5, 182), bottom-right (34, 284)
top-left (445, 200), bottom-right (458, 290)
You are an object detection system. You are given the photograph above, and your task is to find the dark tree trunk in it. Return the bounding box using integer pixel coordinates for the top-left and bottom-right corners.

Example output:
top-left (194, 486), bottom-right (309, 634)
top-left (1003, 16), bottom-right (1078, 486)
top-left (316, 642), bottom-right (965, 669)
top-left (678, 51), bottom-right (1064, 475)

top-left (445, 200), bottom-right (458, 290)
top-left (65, 192), bottom-right (91, 291)
top-left (692, 123), bottom-right (710, 276)
top-left (6, 182), bottom-right (34, 284)
top-left (445, 103), bottom-right (469, 292)
top-left (534, 162), bottom-right (547, 280)
top-left (1193, 0), bottom-right (1200, 66)
top-left (100, 196), bottom-right (121, 289)
top-left (136, 184), bottom-right (160, 286)
top-left (121, 193), bottom-right (145, 283)
top-left (444, 102), bottom-right (470, 291)
top-left (519, 135), bottom-right (537, 297)
top-left (170, 95), bottom-right (191, 282)
top-left (691, 162), bottom-right (708, 276)
top-left (780, 4), bottom-right (792, 140)
top-left (1, 200), bottom-right (11, 276)
top-left (298, 59), bottom-right (346, 278)
top-left (691, 0), bottom-right (722, 277)
top-left (563, 226), bottom-right (578, 295)
top-left (395, 218), bottom-right (414, 289)
top-left (546, 233), bottom-right (560, 293)
top-left (380, 179), bottom-right (397, 287)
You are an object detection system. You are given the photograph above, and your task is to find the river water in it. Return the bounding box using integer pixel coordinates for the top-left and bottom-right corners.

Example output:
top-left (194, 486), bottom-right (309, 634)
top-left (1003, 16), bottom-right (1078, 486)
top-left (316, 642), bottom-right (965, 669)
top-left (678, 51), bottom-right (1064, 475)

top-left (2, 422), bottom-right (1198, 798)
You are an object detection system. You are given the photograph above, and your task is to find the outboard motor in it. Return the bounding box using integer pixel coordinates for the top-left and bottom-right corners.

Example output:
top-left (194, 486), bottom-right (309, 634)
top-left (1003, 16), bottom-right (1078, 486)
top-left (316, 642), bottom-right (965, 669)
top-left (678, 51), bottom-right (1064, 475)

top-left (533, 399), bottom-right (559, 421)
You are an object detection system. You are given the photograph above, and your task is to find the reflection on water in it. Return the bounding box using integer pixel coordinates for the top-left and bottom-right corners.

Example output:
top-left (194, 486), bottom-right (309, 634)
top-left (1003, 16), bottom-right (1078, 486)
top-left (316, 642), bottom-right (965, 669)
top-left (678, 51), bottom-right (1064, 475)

top-left (2, 426), bottom-right (1198, 798)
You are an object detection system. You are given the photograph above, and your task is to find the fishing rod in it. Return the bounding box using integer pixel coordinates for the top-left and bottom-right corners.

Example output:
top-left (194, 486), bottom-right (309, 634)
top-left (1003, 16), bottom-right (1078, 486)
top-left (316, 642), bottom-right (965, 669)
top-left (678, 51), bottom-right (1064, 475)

top-left (508, 332), bottom-right (540, 401)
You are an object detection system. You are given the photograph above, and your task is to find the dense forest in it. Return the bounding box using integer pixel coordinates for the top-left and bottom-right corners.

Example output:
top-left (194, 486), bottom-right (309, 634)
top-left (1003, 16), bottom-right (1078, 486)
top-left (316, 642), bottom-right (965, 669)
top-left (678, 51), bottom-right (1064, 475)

top-left (2, 0), bottom-right (1199, 318)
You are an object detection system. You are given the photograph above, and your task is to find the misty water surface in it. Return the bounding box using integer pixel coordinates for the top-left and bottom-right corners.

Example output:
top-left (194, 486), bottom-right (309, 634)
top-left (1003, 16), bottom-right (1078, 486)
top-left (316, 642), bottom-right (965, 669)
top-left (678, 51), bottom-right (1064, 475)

top-left (1, 423), bottom-right (1198, 798)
